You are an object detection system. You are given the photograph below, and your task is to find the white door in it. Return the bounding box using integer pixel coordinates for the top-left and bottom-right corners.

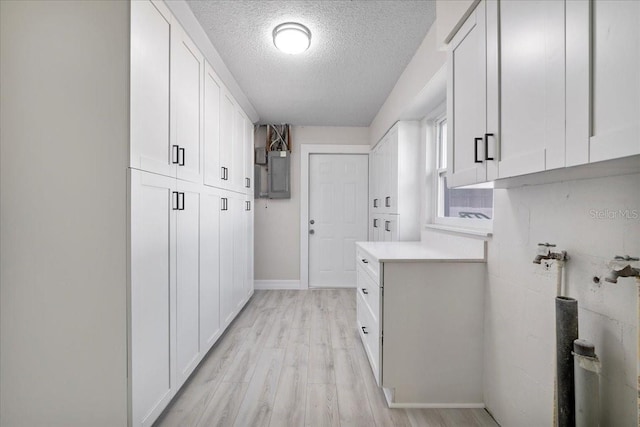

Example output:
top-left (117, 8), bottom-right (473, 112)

top-left (172, 27), bottom-right (203, 183)
top-left (200, 186), bottom-right (221, 352)
top-left (219, 93), bottom-right (234, 189)
top-left (203, 62), bottom-right (222, 188)
top-left (130, 169), bottom-right (175, 427)
top-left (219, 191), bottom-right (235, 326)
top-left (130, 0), bottom-right (174, 178)
top-left (308, 154), bottom-right (368, 288)
top-left (175, 180), bottom-right (201, 388)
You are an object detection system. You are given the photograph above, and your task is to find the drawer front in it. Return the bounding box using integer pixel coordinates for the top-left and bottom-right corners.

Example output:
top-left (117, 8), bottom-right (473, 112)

top-left (357, 292), bottom-right (381, 385)
top-left (357, 265), bottom-right (380, 324)
top-left (356, 247), bottom-right (380, 284)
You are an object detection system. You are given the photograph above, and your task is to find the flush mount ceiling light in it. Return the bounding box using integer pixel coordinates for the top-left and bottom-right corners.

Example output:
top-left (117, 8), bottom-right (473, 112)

top-left (273, 22), bottom-right (311, 54)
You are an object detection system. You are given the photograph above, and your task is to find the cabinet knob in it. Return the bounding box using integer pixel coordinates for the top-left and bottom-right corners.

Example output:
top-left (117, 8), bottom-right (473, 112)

top-left (309, 229), bottom-right (315, 235)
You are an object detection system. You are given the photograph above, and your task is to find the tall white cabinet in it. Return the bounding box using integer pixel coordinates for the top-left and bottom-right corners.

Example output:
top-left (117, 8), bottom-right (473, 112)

top-left (369, 121), bottom-right (421, 242)
top-left (129, 1), bottom-right (254, 426)
top-left (447, 0), bottom-right (640, 188)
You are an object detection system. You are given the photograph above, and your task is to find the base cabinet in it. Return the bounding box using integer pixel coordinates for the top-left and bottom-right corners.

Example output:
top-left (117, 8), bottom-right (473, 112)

top-left (355, 243), bottom-right (485, 407)
top-left (130, 170), bottom-right (253, 426)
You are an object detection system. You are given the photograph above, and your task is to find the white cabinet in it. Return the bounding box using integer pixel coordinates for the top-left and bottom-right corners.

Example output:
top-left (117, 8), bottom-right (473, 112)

top-left (496, 0), bottom-right (566, 178)
top-left (368, 121), bottom-right (421, 242)
top-left (130, 0), bottom-right (173, 178)
top-left (355, 242), bottom-right (485, 407)
top-left (200, 186), bottom-right (221, 351)
top-left (131, 1), bottom-right (204, 184)
top-left (203, 62), bottom-right (222, 188)
top-left (130, 170), bottom-right (174, 427)
top-left (566, 0), bottom-right (640, 165)
top-left (448, 0), bottom-right (640, 188)
top-left (175, 180), bottom-right (202, 388)
top-left (129, 2), bottom-right (256, 422)
top-left (172, 27), bottom-right (203, 183)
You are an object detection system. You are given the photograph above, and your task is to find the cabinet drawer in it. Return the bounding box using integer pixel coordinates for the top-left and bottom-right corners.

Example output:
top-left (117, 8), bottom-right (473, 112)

top-left (356, 247), bottom-right (380, 284)
top-left (357, 265), bottom-right (380, 324)
top-left (357, 292), bottom-right (381, 385)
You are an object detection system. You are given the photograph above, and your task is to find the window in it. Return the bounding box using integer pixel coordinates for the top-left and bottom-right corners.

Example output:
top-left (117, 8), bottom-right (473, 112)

top-left (434, 116), bottom-right (493, 228)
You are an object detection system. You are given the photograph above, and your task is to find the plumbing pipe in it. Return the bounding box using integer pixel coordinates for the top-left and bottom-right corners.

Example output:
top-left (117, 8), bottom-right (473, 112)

top-left (573, 339), bottom-right (601, 427)
top-left (556, 296), bottom-right (578, 427)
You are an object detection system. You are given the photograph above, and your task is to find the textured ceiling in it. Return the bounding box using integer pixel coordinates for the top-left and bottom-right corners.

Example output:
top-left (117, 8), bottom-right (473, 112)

top-left (187, 1), bottom-right (436, 126)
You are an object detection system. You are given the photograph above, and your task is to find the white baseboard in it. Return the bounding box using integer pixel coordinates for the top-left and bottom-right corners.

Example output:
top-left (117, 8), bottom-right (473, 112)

top-left (254, 280), bottom-right (302, 290)
top-left (382, 388), bottom-right (485, 409)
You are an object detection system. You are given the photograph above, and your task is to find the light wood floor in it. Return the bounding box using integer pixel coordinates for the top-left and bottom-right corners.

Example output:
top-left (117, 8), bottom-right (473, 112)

top-left (155, 289), bottom-right (499, 427)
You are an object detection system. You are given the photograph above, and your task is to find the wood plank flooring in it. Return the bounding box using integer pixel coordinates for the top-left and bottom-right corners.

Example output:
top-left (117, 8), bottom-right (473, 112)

top-left (155, 289), bottom-right (499, 427)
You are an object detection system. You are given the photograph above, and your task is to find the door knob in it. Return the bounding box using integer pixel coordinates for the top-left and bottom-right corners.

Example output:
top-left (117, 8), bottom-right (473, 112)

top-left (309, 229), bottom-right (315, 235)
top-left (310, 220), bottom-right (315, 224)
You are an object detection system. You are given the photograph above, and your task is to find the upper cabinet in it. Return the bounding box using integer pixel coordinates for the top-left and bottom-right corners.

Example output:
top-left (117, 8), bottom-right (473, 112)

top-left (446, 0), bottom-right (492, 188)
top-left (566, 0), bottom-right (640, 165)
top-left (130, 0), bottom-right (173, 178)
top-left (132, 1), bottom-right (254, 192)
top-left (172, 26), bottom-right (204, 183)
top-left (447, 0), bottom-right (640, 188)
top-left (369, 121), bottom-right (421, 242)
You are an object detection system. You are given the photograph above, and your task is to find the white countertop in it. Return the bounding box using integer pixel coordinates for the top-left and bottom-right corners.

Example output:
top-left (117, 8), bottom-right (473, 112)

top-left (356, 241), bottom-right (486, 263)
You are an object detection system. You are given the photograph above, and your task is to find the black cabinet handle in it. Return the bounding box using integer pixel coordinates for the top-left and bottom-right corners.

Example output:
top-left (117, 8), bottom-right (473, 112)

top-left (221, 197), bottom-right (228, 211)
top-left (361, 326), bottom-right (368, 335)
top-left (373, 199), bottom-right (378, 208)
top-left (178, 147), bottom-right (185, 166)
top-left (385, 196), bottom-right (391, 207)
top-left (172, 191), bottom-right (179, 210)
top-left (484, 133), bottom-right (494, 160)
top-left (245, 177), bottom-right (250, 188)
top-left (178, 192), bottom-right (185, 210)
top-left (385, 221), bottom-right (391, 232)
top-left (245, 200), bottom-right (251, 211)
top-left (361, 288), bottom-right (368, 295)
top-left (172, 145), bottom-right (179, 164)
top-left (221, 167), bottom-right (225, 180)
top-left (225, 167), bottom-right (229, 180)
top-left (362, 258), bottom-right (368, 264)
top-left (373, 219), bottom-right (378, 228)
top-left (474, 137), bottom-right (483, 163)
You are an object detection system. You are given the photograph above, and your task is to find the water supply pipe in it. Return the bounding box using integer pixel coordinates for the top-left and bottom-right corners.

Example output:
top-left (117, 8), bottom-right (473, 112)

top-left (573, 339), bottom-right (601, 427)
top-left (556, 296), bottom-right (578, 427)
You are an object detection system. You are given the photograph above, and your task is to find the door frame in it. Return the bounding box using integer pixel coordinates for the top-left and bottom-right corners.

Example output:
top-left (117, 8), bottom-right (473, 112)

top-left (300, 144), bottom-right (370, 289)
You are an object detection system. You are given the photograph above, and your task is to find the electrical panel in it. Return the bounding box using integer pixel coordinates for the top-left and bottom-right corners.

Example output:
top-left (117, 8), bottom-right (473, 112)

top-left (267, 151), bottom-right (290, 199)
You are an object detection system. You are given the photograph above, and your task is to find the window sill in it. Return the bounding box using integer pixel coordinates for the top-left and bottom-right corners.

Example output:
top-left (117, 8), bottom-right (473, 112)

top-left (425, 223), bottom-right (492, 239)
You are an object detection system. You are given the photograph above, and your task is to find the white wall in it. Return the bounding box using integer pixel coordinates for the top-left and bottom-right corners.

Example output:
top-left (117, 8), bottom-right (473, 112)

top-left (254, 126), bottom-right (369, 283)
top-left (483, 174), bottom-right (639, 426)
top-left (435, 0), bottom-right (479, 48)
top-left (0, 1), bottom-right (129, 425)
top-left (369, 24), bottom-right (446, 146)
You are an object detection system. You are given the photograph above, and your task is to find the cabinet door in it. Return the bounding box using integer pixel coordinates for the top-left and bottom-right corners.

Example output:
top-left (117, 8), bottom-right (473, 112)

top-left (245, 197), bottom-right (254, 299)
top-left (200, 187), bottom-right (221, 352)
top-left (232, 109), bottom-right (246, 192)
top-left (130, 169), bottom-right (175, 427)
top-left (371, 144), bottom-right (381, 212)
top-left (231, 195), bottom-right (246, 310)
top-left (567, 0), bottom-right (640, 165)
top-left (447, 0), bottom-right (488, 187)
top-left (244, 116), bottom-right (254, 195)
top-left (372, 215), bottom-right (384, 242)
top-left (497, 0), bottom-right (566, 178)
top-left (219, 192), bottom-right (235, 326)
top-left (130, 0), bottom-right (174, 179)
top-left (220, 93), bottom-right (235, 190)
top-left (175, 181), bottom-right (201, 387)
top-left (386, 129), bottom-right (399, 214)
top-left (173, 27), bottom-right (203, 183)
top-left (203, 62), bottom-right (222, 188)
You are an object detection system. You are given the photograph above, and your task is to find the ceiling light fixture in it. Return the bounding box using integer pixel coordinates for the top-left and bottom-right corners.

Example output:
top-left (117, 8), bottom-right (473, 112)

top-left (273, 22), bottom-right (311, 54)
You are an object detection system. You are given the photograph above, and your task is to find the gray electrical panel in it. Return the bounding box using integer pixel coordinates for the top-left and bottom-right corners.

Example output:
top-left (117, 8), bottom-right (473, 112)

top-left (267, 150), bottom-right (290, 199)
